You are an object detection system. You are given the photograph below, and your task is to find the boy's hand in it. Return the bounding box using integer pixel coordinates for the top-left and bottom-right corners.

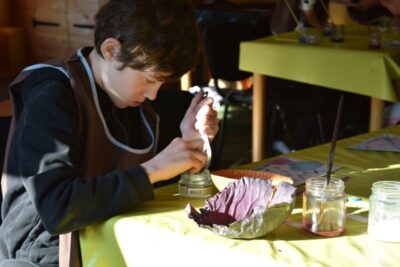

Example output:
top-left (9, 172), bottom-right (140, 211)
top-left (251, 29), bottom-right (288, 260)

top-left (141, 137), bottom-right (207, 183)
top-left (180, 90), bottom-right (219, 141)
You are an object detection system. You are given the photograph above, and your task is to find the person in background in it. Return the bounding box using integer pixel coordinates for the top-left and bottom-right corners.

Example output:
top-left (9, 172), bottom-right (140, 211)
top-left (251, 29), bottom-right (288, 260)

top-left (353, 0), bottom-right (381, 10)
top-left (270, 0), bottom-right (330, 34)
top-left (0, 0), bottom-right (218, 266)
top-left (347, 0), bottom-right (400, 126)
top-left (345, 0), bottom-right (398, 13)
top-left (379, 0), bottom-right (400, 126)
top-left (299, 0), bottom-right (329, 28)
top-left (341, 0), bottom-right (391, 25)
top-left (378, 0), bottom-right (400, 15)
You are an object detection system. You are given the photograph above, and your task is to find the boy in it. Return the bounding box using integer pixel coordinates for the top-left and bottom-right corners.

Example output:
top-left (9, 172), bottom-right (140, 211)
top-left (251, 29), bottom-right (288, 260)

top-left (0, 0), bottom-right (218, 266)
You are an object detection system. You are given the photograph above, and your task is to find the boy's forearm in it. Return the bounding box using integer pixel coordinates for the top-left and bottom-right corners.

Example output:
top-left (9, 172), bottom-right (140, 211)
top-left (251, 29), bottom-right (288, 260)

top-left (30, 165), bottom-right (154, 235)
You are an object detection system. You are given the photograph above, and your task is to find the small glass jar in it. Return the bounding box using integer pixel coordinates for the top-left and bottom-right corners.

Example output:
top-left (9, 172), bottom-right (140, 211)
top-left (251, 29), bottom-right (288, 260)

top-left (331, 24), bottom-right (345, 43)
top-left (369, 32), bottom-right (381, 49)
top-left (323, 22), bottom-right (333, 36)
top-left (303, 177), bottom-right (346, 237)
top-left (368, 181), bottom-right (400, 242)
top-left (178, 170), bottom-right (213, 198)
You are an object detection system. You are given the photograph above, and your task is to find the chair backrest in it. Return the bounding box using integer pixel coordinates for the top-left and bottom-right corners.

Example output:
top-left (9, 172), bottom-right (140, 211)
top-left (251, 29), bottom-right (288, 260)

top-left (199, 19), bottom-right (269, 82)
top-left (0, 116), bottom-right (11, 222)
top-left (0, 117), bottom-right (10, 167)
top-left (269, 0), bottom-right (300, 34)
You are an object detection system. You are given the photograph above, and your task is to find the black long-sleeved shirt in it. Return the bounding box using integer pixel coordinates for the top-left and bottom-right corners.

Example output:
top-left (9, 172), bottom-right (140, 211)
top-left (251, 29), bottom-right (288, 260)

top-left (0, 68), bottom-right (154, 266)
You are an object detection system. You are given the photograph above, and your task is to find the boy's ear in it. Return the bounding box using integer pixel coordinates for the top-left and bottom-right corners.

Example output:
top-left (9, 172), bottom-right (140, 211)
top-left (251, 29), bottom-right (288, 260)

top-left (100, 38), bottom-right (121, 61)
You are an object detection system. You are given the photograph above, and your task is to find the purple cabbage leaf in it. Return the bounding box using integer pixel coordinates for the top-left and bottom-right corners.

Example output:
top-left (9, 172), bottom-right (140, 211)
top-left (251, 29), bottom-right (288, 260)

top-left (186, 177), bottom-right (296, 239)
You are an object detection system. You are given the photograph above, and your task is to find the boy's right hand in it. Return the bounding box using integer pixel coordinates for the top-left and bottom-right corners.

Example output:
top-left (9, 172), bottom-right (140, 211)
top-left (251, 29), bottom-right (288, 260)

top-left (140, 137), bottom-right (207, 184)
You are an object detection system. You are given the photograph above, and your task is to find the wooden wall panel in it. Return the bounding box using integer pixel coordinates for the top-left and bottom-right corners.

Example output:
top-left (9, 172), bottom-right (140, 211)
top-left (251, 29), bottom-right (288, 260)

top-left (10, 0), bottom-right (109, 63)
top-left (35, 0), bottom-right (67, 23)
top-left (67, 0), bottom-right (104, 50)
top-left (10, 0), bottom-right (35, 64)
top-left (0, 0), bottom-right (10, 26)
top-left (0, 30), bottom-right (8, 73)
top-left (0, 27), bottom-right (27, 77)
top-left (31, 0), bottom-right (69, 61)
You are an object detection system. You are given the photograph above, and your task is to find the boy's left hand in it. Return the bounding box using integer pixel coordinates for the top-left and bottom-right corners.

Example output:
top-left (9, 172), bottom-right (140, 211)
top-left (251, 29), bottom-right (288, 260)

top-left (180, 90), bottom-right (219, 141)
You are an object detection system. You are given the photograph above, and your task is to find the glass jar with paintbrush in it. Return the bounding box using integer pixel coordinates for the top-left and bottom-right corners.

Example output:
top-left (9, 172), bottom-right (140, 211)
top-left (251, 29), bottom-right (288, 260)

top-left (178, 91), bottom-right (213, 198)
top-left (303, 95), bottom-right (346, 237)
top-left (303, 177), bottom-right (346, 236)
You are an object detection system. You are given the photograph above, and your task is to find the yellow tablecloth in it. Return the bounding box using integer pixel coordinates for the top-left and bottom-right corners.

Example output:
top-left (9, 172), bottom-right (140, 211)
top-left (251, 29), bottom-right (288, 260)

top-left (239, 27), bottom-right (400, 102)
top-left (80, 126), bottom-right (400, 267)
top-left (239, 26), bottom-right (400, 161)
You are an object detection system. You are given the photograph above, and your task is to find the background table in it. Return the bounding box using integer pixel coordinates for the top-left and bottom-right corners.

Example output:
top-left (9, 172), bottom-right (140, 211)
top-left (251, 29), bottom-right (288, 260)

top-left (239, 27), bottom-right (400, 161)
top-left (80, 125), bottom-right (400, 267)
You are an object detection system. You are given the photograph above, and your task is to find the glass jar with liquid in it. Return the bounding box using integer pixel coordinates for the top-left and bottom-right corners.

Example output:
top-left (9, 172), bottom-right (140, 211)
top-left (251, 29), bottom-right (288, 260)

top-left (303, 177), bottom-right (346, 237)
top-left (331, 24), bottom-right (345, 43)
top-left (368, 181), bottom-right (400, 242)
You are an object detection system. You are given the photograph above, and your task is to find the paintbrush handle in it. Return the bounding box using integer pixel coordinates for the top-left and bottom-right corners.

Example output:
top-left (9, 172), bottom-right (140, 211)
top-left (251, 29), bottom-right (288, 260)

top-left (327, 95), bottom-right (344, 184)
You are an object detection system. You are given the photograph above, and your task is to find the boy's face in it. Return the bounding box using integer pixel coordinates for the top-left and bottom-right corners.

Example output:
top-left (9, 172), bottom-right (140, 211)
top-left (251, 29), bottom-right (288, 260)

top-left (102, 60), bottom-right (164, 109)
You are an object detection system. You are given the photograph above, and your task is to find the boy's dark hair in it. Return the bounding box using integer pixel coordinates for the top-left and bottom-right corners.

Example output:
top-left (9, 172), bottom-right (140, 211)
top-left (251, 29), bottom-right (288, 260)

top-left (94, 0), bottom-right (200, 82)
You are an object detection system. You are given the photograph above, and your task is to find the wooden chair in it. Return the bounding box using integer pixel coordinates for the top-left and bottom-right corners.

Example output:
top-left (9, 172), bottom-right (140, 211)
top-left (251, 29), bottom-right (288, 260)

top-left (199, 20), bottom-right (270, 168)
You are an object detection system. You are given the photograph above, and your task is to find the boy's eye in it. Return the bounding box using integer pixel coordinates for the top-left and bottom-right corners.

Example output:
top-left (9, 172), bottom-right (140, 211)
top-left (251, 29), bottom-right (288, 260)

top-left (145, 79), bottom-right (157, 85)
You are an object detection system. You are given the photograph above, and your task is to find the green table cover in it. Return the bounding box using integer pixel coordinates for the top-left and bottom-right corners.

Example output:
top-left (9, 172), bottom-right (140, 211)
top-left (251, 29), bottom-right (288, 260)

top-left (80, 125), bottom-right (400, 267)
top-left (239, 27), bottom-right (400, 102)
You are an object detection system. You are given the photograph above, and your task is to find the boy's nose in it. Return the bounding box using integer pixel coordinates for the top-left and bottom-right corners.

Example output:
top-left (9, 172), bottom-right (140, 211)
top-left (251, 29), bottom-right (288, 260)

top-left (144, 85), bottom-right (159, 101)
